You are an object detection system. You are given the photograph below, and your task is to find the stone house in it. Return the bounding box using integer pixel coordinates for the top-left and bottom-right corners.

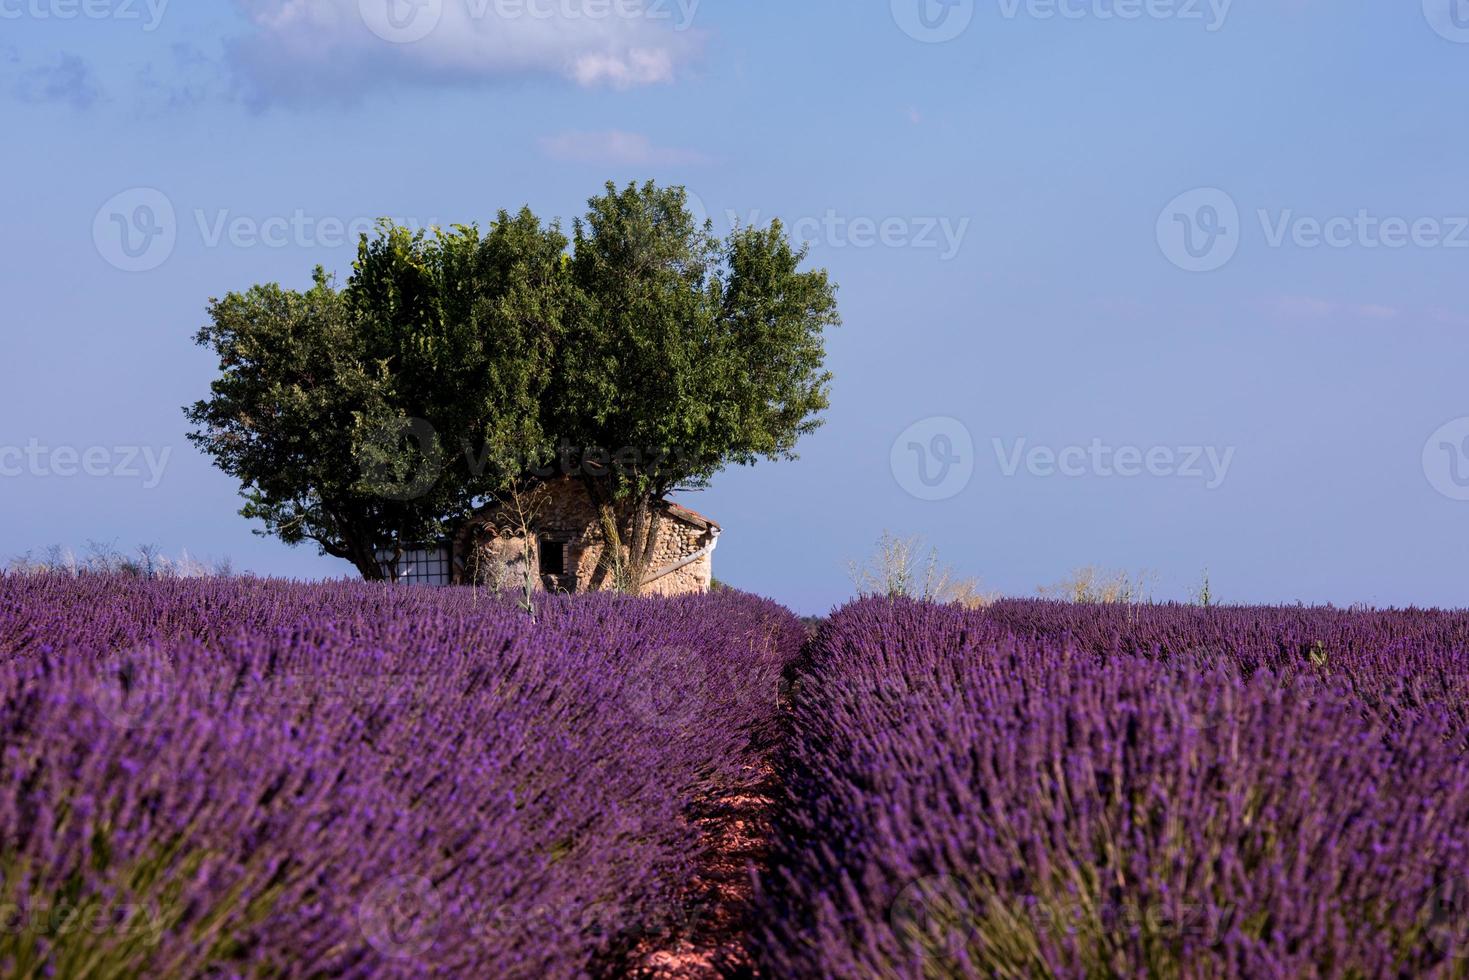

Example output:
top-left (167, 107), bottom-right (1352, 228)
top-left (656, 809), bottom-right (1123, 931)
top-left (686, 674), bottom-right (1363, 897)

top-left (384, 478), bottom-right (720, 596)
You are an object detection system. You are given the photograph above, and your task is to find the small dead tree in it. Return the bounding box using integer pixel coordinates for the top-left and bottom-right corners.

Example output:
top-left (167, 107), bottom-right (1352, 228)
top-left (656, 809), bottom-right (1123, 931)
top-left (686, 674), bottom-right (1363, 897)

top-left (847, 531), bottom-right (995, 608)
top-left (498, 482), bottom-right (551, 622)
top-left (1193, 568), bottom-right (1216, 608)
top-left (1039, 566), bottom-right (1156, 605)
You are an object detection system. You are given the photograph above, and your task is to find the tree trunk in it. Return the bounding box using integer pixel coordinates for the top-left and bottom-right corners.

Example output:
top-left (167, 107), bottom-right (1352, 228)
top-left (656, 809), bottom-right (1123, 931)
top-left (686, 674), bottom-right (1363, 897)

top-left (624, 495), bottom-right (659, 594)
top-left (319, 509), bottom-right (389, 583)
top-left (582, 476), bottom-right (621, 592)
top-left (345, 536), bottom-right (389, 582)
top-left (582, 478), bottom-right (659, 595)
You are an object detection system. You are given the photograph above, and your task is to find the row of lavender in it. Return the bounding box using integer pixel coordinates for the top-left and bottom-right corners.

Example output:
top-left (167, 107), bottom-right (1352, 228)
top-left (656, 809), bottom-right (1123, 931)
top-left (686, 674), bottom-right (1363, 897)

top-left (754, 598), bottom-right (1469, 978)
top-left (0, 575), bottom-right (805, 977)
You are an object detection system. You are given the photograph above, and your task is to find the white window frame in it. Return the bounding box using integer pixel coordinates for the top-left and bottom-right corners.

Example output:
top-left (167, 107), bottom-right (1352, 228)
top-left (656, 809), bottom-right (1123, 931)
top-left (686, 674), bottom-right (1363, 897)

top-left (376, 544), bottom-right (452, 586)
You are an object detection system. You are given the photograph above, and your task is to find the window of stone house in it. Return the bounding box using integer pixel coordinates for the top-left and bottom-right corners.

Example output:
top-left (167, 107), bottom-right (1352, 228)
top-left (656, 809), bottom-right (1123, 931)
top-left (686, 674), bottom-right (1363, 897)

top-left (375, 545), bottom-right (451, 586)
top-left (538, 536), bottom-right (567, 577)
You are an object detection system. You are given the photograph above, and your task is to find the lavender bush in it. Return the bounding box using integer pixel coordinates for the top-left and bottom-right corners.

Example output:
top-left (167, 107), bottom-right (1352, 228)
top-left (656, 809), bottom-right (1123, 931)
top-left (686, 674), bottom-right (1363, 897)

top-left (754, 598), bottom-right (1469, 979)
top-left (0, 574), bottom-right (804, 977)
top-left (985, 600), bottom-right (1469, 751)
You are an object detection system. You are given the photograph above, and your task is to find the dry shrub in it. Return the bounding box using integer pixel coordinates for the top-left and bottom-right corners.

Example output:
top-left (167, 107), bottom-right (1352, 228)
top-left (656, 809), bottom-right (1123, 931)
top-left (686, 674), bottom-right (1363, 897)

top-left (1039, 565), bottom-right (1155, 605)
top-left (848, 532), bottom-right (997, 609)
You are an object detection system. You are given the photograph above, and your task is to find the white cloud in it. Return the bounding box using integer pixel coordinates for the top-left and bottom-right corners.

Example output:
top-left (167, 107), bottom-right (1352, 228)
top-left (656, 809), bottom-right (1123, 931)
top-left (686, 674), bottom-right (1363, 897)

top-left (1267, 295), bottom-right (1401, 321)
top-left (539, 129), bottom-right (706, 166)
top-left (228, 0), bottom-right (704, 105)
top-left (569, 48), bottom-right (674, 87)
top-left (1270, 295), bottom-right (1336, 318)
top-left (1355, 304), bottom-right (1400, 320)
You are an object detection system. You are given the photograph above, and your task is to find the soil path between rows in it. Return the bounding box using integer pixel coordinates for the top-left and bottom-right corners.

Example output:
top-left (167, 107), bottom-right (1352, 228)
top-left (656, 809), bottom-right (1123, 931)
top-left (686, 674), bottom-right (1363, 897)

top-left (631, 761), bottom-right (779, 978)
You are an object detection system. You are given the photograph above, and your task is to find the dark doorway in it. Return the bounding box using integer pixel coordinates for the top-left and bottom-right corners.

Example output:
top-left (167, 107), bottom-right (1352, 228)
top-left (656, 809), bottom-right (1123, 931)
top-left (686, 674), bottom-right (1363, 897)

top-left (538, 536), bottom-right (567, 578)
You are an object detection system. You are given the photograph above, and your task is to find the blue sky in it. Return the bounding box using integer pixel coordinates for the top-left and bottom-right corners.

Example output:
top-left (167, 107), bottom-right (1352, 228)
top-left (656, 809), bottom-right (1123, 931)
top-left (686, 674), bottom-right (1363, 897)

top-left (3, 0), bottom-right (1468, 614)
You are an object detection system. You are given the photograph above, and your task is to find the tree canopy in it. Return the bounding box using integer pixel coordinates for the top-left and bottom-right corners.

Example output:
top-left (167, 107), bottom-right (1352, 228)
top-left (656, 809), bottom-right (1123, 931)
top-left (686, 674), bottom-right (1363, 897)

top-left (186, 182), bottom-right (840, 585)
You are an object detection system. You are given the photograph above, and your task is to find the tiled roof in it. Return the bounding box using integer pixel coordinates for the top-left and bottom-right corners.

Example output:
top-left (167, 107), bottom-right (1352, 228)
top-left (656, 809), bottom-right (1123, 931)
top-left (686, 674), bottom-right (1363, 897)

top-left (658, 500), bottom-right (720, 530)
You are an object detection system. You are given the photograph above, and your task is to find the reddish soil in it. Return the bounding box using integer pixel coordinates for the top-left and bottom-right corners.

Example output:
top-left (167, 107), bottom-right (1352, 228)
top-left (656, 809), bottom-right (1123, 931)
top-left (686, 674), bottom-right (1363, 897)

top-left (630, 762), bottom-right (778, 978)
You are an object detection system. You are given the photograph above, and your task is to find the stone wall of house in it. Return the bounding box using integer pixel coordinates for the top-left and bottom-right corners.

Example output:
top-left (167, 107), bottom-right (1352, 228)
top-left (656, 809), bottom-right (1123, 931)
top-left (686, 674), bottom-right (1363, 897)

top-left (640, 516), bottom-right (715, 597)
top-left (455, 480), bottom-right (715, 597)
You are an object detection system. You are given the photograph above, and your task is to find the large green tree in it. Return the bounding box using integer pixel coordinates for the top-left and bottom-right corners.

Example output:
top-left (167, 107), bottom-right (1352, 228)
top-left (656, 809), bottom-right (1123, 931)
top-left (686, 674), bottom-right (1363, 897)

top-left (186, 212), bottom-right (569, 581)
top-left (187, 183), bottom-right (839, 588)
top-left (556, 181), bottom-right (839, 588)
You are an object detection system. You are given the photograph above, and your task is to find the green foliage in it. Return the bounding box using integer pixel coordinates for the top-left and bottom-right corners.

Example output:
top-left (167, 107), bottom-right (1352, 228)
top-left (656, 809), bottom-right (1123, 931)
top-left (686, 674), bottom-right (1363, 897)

top-left (554, 181), bottom-right (839, 586)
top-left (0, 829), bottom-right (278, 979)
top-left (556, 181), bottom-right (838, 498)
top-left (187, 184), bottom-right (839, 586)
top-left (186, 213), bottom-right (571, 581)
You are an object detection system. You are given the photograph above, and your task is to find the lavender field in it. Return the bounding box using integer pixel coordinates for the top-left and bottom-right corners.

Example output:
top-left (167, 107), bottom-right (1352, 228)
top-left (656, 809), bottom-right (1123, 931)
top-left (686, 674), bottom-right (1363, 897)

top-left (756, 599), bottom-right (1469, 978)
top-left (4, 578), bottom-right (1469, 977)
top-left (0, 575), bottom-right (804, 977)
